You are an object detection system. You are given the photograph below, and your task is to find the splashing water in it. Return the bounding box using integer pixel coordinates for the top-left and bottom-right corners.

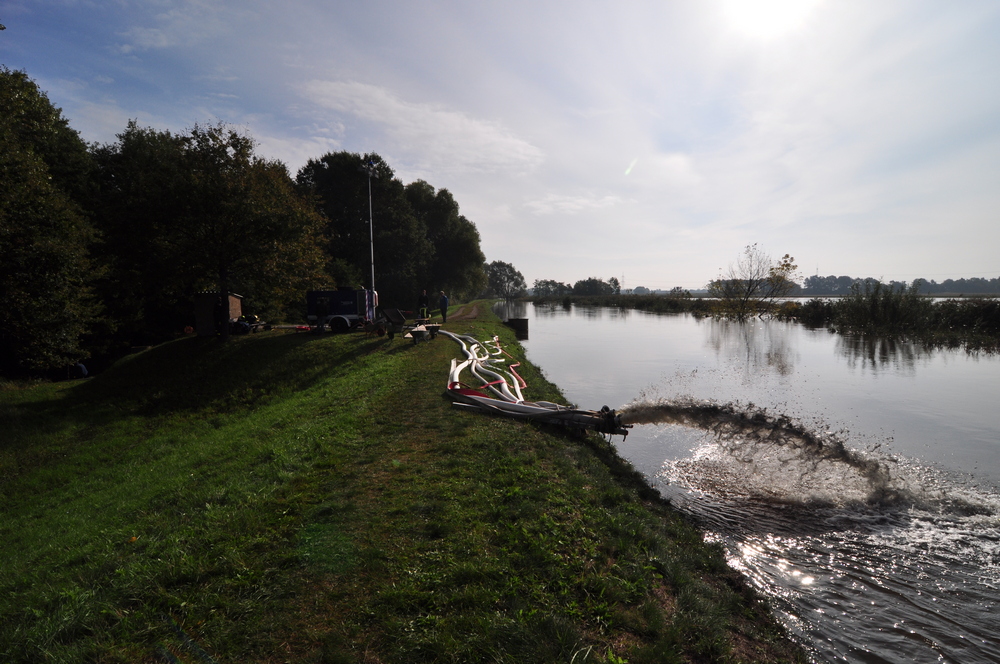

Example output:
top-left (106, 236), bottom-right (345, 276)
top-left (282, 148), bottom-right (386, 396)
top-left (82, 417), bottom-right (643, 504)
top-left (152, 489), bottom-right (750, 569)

top-left (619, 398), bottom-right (1000, 663)
top-left (622, 399), bottom-right (993, 515)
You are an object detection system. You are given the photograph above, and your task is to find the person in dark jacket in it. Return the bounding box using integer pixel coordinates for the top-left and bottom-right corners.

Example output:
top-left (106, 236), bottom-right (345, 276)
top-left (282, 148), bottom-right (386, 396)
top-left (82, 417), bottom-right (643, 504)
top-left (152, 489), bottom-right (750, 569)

top-left (439, 291), bottom-right (449, 323)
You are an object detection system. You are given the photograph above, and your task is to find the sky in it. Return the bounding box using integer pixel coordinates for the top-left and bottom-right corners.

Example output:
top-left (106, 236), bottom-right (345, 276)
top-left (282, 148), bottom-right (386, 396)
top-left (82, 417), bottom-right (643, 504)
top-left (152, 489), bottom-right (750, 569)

top-left (3, 0), bottom-right (999, 291)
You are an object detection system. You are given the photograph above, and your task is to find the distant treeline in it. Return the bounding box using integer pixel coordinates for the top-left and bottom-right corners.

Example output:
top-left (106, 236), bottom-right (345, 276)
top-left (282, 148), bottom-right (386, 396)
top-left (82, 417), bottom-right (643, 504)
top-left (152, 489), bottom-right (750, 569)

top-left (799, 275), bottom-right (1000, 296)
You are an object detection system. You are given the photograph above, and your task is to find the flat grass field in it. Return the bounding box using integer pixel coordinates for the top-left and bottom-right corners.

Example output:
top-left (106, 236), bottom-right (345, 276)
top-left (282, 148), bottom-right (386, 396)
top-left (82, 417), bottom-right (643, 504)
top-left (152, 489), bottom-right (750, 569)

top-left (1, 304), bottom-right (806, 663)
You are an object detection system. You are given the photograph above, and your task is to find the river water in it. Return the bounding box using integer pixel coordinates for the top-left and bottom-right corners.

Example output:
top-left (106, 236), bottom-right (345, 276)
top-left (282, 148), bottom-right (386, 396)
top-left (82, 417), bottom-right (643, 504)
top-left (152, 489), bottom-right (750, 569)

top-left (509, 302), bottom-right (1000, 664)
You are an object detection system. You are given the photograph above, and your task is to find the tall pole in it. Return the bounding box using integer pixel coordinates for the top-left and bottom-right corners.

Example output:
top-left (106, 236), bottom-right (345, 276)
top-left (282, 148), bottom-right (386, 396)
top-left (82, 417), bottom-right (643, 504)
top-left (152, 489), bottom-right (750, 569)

top-left (362, 161), bottom-right (378, 293)
top-left (367, 171), bottom-right (375, 292)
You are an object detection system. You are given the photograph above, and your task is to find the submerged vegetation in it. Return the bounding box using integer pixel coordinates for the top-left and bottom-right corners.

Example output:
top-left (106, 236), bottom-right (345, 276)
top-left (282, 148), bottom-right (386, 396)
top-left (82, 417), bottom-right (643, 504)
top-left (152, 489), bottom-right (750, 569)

top-left (0, 308), bottom-right (805, 663)
top-left (791, 280), bottom-right (1000, 350)
top-left (534, 278), bottom-right (1000, 352)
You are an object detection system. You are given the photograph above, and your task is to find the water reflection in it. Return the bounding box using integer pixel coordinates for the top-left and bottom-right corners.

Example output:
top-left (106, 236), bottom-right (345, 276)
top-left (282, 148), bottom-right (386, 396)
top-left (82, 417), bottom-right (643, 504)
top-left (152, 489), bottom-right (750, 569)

top-left (531, 301), bottom-right (565, 318)
top-left (836, 334), bottom-right (928, 374)
top-left (516, 303), bottom-right (1000, 663)
top-left (494, 299), bottom-right (527, 320)
top-left (704, 318), bottom-right (797, 378)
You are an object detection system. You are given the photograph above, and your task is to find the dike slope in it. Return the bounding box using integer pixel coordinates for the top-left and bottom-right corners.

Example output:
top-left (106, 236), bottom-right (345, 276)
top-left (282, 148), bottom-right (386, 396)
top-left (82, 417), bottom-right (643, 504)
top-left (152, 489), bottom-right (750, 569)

top-left (0, 303), bottom-right (806, 663)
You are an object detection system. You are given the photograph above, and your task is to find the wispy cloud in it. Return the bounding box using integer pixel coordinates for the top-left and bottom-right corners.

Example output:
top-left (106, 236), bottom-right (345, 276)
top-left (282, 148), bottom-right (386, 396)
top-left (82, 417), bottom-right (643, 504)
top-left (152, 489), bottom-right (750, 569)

top-left (524, 193), bottom-right (623, 216)
top-left (116, 0), bottom-right (236, 54)
top-left (301, 80), bottom-right (544, 176)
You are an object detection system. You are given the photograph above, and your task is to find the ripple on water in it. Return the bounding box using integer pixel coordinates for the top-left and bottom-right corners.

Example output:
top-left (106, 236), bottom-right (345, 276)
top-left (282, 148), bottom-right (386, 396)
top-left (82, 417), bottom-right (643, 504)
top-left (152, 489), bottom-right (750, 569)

top-left (620, 398), bottom-right (1000, 664)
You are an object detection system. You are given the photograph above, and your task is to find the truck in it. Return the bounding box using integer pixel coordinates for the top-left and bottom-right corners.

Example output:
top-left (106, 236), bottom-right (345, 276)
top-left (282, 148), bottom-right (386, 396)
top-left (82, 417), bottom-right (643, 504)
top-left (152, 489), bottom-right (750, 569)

top-left (306, 287), bottom-right (378, 332)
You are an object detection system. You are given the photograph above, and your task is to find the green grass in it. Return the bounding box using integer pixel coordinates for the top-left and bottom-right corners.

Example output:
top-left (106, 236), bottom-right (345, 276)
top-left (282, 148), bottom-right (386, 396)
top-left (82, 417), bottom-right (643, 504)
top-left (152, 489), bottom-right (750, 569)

top-left (1, 306), bottom-right (805, 663)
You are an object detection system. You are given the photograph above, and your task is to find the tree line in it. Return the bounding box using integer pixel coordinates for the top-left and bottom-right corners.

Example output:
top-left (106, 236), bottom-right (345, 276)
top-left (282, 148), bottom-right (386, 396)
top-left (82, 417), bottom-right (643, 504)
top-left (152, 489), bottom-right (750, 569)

top-left (800, 274), bottom-right (1000, 296)
top-left (0, 68), bottom-right (492, 376)
top-left (532, 277), bottom-right (622, 297)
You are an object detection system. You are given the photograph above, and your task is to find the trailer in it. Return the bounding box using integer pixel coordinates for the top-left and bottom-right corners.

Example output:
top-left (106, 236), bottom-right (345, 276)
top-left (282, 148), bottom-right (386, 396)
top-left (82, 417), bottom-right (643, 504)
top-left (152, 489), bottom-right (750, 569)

top-left (306, 288), bottom-right (378, 332)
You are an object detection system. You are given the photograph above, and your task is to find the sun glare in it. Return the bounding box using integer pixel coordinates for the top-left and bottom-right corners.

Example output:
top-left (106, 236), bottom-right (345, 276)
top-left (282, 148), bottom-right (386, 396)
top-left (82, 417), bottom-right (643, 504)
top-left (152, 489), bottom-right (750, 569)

top-left (721, 0), bottom-right (822, 39)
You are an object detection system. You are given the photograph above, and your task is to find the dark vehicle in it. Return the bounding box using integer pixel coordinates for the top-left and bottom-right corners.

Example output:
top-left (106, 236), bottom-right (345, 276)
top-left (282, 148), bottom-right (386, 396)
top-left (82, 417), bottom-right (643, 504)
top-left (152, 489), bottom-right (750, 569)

top-left (306, 287), bottom-right (378, 332)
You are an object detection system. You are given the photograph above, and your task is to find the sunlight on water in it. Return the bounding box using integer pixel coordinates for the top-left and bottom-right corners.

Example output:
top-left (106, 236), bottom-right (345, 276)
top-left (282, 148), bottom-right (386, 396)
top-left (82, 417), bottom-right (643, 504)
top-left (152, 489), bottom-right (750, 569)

top-left (623, 403), bottom-right (1000, 663)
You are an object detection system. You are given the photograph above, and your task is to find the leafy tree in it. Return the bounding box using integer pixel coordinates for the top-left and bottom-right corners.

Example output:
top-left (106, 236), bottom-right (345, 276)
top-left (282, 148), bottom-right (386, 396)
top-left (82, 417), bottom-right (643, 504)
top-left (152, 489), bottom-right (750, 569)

top-left (90, 122), bottom-right (192, 345)
top-left (608, 276), bottom-right (621, 295)
top-left (572, 277), bottom-right (614, 296)
top-left (91, 122), bottom-right (326, 343)
top-left (532, 279), bottom-right (572, 297)
top-left (802, 275), bottom-right (857, 295)
top-left (296, 152), bottom-right (431, 307)
top-left (177, 124), bottom-right (326, 337)
top-left (404, 180), bottom-right (486, 300)
top-left (708, 244), bottom-right (798, 319)
top-left (0, 68), bottom-right (97, 375)
top-left (485, 260), bottom-right (526, 300)
top-left (0, 67), bottom-right (92, 201)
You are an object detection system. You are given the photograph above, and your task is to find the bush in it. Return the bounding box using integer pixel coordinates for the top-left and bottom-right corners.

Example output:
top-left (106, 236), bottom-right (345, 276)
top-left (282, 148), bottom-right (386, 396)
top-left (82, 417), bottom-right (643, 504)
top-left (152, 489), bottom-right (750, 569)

top-left (832, 279), bottom-right (932, 335)
top-left (796, 298), bottom-right (834, 327)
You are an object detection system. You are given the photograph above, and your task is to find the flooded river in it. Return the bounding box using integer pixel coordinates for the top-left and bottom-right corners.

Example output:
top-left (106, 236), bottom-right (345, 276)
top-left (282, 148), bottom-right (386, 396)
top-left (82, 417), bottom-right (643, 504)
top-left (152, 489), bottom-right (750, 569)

top-left (513, 302), bottom-right (1000, 664)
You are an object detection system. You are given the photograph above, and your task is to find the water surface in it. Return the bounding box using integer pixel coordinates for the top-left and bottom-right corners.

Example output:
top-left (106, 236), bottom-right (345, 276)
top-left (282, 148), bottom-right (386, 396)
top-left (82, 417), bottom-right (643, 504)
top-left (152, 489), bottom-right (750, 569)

top-left (514, 302), bottom-right (1000, 664)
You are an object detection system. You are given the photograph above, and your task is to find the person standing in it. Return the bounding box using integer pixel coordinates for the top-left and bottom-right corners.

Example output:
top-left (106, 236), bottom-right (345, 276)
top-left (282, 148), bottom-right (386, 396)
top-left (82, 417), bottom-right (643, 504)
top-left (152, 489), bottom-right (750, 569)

top-left (439, 291), bottom-right (449, 323)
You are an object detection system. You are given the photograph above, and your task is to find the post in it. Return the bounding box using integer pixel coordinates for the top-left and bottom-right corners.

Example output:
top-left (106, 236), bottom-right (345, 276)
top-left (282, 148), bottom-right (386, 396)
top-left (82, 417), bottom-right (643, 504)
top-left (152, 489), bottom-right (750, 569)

top-left (363, 160), bottom-right (378, 293)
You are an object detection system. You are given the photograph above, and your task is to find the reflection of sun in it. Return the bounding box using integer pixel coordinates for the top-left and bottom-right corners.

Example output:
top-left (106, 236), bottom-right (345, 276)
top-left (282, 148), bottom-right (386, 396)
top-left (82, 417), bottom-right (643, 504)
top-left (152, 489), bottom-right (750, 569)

top-left (720, 0), bottom-right (822, 39)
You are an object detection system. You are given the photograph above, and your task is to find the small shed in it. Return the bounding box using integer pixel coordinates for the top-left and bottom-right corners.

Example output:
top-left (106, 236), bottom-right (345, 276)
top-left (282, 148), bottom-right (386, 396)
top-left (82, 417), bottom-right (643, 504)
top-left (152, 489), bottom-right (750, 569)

top-left (194, 292), bottom-right (243, 337)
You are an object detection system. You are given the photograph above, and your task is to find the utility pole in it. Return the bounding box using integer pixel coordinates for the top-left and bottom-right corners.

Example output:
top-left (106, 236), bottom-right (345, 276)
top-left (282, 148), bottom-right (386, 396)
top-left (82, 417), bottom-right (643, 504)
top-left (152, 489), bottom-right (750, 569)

top-left (361, 160), bottom-right (378, 292)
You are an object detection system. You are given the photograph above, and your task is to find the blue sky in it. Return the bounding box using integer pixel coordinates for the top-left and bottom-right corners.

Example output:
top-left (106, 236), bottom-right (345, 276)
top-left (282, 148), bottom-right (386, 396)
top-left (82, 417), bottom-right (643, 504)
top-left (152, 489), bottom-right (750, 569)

top-left (3, 0), bottom-right (999, 290)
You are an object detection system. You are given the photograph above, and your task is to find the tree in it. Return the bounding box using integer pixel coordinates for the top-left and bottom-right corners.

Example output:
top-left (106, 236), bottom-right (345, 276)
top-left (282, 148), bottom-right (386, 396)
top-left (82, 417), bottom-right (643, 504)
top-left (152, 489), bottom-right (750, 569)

top-left (0, 67), bottom-right (92, 201)
top-left (708, 244), bottom-right (798, 319)
top-left (532, 279), bottom-right (572, 297)
top-left (177, 124), bottom-right (326, 338)
top-left (296, 152), bottom-right (432, 307)
top-left (572, 277), bottom-right (614, 296)
top-left (404, 180), bottom-right (486, 300)
top-left (90, 122), bottom-right (193, 345)
top-left (486, 261), bottom-right (526, 300)
top-left (91, 121), bottom-right (326, 343)
top-left (0, 68), bottom-right (97, 375)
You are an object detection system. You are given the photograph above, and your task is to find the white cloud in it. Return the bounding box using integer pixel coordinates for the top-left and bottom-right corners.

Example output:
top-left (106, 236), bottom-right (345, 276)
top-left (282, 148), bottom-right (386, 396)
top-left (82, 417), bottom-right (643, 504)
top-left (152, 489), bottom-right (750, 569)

top-left (254, 133), bottom-right (343, 174)
top-left (118, 26), bottom-right (171, 53)
top-left (524, 193), bottom-right (623, 216)
top-left (301, 80), bottom-right (545, 177)
top-left (116, 0), bottom-right (235, 54)
top-left (627, 153), bottom-right (704, 190)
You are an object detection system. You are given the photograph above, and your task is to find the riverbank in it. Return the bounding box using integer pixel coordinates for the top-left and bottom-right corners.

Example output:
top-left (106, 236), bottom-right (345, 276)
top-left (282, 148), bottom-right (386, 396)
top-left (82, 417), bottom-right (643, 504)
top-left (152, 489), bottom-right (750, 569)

top-left (1, 304), bottom-right (805, 663)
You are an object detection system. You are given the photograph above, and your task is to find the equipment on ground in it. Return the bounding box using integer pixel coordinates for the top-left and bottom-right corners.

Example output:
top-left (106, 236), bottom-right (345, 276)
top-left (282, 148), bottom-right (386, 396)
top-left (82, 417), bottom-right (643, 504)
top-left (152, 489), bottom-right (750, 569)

top-left (440, 330), bottom-right (631, 438)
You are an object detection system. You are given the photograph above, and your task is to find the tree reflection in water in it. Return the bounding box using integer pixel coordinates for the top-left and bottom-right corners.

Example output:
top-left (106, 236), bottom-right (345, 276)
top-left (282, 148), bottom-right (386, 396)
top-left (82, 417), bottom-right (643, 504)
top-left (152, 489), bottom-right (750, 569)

top-left (704, 318), bottom-right (796, 380)
top-left (835, 334), bottom-right (929, 374)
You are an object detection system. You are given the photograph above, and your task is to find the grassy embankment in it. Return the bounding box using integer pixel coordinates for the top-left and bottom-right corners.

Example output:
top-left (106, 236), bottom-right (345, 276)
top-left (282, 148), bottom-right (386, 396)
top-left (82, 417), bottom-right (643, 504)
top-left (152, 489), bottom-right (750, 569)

top-left (1, 304), bottom-right (805, 663)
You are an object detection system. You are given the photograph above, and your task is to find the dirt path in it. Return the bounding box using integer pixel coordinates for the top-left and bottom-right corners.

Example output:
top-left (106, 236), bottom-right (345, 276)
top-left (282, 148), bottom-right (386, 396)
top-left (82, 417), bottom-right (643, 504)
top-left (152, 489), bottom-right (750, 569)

top-left (448, 304), bottom-right (480, 321)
